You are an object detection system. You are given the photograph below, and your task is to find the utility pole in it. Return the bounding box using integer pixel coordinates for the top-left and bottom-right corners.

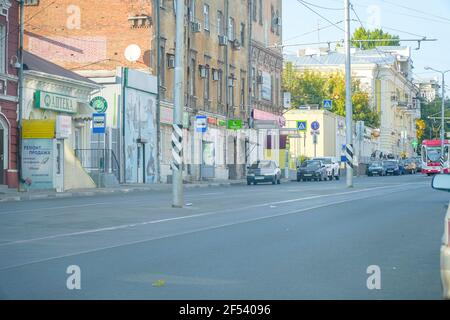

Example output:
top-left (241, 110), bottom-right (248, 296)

top-left (344, 0), bottom-right (354, 187)
top-left (172, 0), bottom-right (185, 207)
top-left (425, 67), bottom-right (449, 173)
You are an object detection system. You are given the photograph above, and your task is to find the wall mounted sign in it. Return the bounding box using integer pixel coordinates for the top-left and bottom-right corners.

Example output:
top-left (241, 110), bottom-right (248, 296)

top-left (34, 90), bottom-right (78, 114)
top-left (90, 96), bottom-right (108, 113)
top-left (22, 120), bottom-right (55, 139)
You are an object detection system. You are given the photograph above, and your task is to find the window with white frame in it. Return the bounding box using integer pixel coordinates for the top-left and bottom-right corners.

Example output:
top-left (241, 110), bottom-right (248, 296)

top-left (203, 4), bottom-right (210, 31)
top-left (0, 25), bottom-right (5, 74)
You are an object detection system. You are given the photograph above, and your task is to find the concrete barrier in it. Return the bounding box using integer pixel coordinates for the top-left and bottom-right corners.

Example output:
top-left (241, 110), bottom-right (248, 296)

top-left (442, 203), bottom-right (450, 300)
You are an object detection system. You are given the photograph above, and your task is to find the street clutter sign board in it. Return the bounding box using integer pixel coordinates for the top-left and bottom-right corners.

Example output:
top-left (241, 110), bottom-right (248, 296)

top-left (21, 139), bottom-right (54, 189)
top-left (22, 120), bottom-right (55, 139)
top-left (323, 100), bottom-right (332, 109)
top-left (56, 115), bottom-right (72, 139)
top-left (227, 119), bottom-right (243, 130)
top-left (34, 90), bottom-right (77, 114)
top-left (196, 115), bottom-right (208, 133)
top-left (90, 96), bottom-right (108, 113)
top-left (92, 113), bottom-right (106, 134)
top-left (311, 121), bottom-right (320, 131)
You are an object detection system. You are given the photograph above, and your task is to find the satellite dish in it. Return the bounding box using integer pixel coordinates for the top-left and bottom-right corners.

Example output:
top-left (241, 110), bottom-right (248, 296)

top-left (124, 44), bottom-right (141, 62)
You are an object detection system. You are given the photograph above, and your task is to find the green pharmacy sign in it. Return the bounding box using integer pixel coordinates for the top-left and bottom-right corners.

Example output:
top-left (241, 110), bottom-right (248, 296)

top-left (227, 119), bottom-right (243, 130)
top-left (90, 96), bottom-right (108, 113)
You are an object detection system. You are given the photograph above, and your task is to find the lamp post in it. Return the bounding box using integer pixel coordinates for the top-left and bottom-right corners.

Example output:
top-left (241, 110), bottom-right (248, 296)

top-left (425, 67), bottom-right (450, 173)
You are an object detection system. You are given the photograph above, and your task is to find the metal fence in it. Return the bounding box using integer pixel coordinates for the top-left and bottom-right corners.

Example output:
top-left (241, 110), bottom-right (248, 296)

top-left (74, 149), bottom-right (120, 183)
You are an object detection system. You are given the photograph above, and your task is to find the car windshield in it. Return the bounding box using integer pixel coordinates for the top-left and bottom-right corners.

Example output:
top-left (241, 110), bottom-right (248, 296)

top-left (370, 162), bottom-right (382, 167)
top-left (250, 161), bottom-right (272, 169)
top-left (314, 158), bottom-right (331, 164)
top-left (383, 161), bottom-right (397, 166)
top-left (302, 161), bottom-right (321, 168)
top-left (427, 148), bottom-right (441, 162)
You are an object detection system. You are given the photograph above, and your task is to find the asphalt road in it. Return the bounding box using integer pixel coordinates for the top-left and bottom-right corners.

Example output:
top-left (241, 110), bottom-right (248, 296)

top-left (0, 174), bottom-right (447, 299)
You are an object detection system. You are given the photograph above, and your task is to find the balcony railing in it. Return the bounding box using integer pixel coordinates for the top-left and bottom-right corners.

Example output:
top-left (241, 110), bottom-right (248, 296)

top-left (74, 149), bottom-right (120, 183)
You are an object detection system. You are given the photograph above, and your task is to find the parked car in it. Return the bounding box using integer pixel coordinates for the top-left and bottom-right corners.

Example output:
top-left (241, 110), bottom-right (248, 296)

top-left (404, 158), bottom-right (418, 174)
top-left (382, 160), bottom-right (401, 176)
top-left (297, 160), bottom-right (327, 182)
top-left (312, 157), bottom-right (340, 180)
top-left (367, 161), bottom-right (385, 176)
top-left (247, 160), bottom-right (281, 185)
top-left (431, 174), bottom-right (450, 299)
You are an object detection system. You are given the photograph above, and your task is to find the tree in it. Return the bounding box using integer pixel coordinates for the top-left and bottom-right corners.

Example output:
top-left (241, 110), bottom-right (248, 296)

top-left (282, 64), bottom-right (380, 128)
top-left (351, 27), bottom-right (400, 50)
top-left (419, 97), bottom-right (450, 143)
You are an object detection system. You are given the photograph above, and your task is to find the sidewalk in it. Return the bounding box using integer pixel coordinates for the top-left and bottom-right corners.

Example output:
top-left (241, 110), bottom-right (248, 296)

top-left (0, 179), bottom-right (247, 203)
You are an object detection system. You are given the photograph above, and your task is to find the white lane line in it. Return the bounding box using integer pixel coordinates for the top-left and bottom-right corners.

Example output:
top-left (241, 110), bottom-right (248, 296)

top-left (0, 182), bottom-right (425, 247)
top-left (0, 188), bottom-right (418, 271)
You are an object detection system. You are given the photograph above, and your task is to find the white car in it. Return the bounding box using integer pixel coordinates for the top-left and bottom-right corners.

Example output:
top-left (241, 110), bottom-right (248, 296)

top-left (431, 175), bottom-right (450, 300)
top-left (312, 157), bottom-right (340, 181)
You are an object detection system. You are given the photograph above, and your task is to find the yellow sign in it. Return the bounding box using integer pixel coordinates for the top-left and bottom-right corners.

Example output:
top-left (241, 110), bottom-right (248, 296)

top-left (22, 120), bottom-right (55, 139)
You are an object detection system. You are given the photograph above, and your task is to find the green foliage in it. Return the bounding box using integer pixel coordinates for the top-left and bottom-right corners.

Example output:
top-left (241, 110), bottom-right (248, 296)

top-left (282, 63), bottom-right (380, 128)
top-left (420, 98), bottom-right (450, 143)
top-left (351, 27), bottom-right (400, 49)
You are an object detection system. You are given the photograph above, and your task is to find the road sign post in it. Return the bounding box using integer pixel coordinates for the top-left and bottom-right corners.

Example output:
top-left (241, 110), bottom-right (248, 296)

top-left (323, 99), bottom-right (333, 110)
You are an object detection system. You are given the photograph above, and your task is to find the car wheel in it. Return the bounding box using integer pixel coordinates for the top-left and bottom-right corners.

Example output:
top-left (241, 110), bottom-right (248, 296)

top-left (247, 180), bottom-right (251, 185)
top-left (277, 178), bottom-right (281, 185)
top-left (272, 176), bottom-right (276, 185)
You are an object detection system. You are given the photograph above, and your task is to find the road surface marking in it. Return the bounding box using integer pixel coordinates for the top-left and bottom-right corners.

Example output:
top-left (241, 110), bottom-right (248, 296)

top-left (0, 182), bottom-right (425, 247)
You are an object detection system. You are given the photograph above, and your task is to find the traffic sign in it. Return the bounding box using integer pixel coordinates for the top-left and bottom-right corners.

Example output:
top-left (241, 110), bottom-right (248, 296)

top-left (297, 120), bottom-right (307, 132)
top-left (311, 121), bottom-right (320, 131)
top-left (323, 99), bottom-right (332, 109)
top-left (92, 113), bottom-right (106, 134)
top-left (411, 139), bottom-right (418, 149)
top-left (196, 115), bottom-right (208, 133)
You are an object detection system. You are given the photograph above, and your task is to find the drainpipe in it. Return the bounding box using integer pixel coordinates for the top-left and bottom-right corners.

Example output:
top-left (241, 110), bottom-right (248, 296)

top-left (246, 0), bottom-right (253, 172)
top-left (17, 0), bottom-right (24, 191)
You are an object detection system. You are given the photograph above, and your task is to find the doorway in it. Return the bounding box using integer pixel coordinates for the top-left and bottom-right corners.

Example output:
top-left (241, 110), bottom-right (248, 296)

top-left (0, 128), bottom-right (4, 185)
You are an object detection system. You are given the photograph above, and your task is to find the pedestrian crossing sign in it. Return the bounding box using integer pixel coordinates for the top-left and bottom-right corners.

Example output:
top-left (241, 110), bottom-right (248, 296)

top-left (297, 120), bottom-right (307, 132)
top-left (323, 99), bottom-right (333, 109)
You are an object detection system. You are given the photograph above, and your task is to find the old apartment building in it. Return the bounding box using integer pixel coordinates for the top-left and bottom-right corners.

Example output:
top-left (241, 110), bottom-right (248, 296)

top-left (23, 0), bottom-right (283, 183)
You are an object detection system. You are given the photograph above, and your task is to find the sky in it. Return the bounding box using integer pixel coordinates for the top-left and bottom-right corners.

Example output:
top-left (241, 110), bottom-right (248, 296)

top-left (282, 0), bottom-right (450, 88)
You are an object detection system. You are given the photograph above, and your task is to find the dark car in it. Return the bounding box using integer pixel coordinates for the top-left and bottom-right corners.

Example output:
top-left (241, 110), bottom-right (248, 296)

top-left (398, 160), bottom-right (407, 175)
top-left (383, 160), bottom-right (400, 176)
top-left (297, 160), bottom-right (327, 182)
top-left (247, 160), bottom-right (281, 185)
top-left (367, 161), bottom-right (385, 176)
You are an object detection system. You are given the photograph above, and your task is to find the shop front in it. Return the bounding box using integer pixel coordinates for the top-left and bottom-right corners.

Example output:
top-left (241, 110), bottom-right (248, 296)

top-left (21, 51), bottom-right (100, 191)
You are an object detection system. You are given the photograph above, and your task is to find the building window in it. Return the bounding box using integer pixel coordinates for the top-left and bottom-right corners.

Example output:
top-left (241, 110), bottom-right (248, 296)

top-left (189, 0), bottom-right (196, 22)
top-left (189, 56), bottom-right (196, 96)
top-left (259, 0), bottom-right (263, 25)
top-left (228, 17), bottom-right (235, 41)
top-left (270, 5), bottom-right (275, 33)
top-left (203, 4), bottom-right (210, 31)
top-left (159, 42), bottom-right (166, 89)
top-left (240, 23), bottom-right (245, 47)
top-left (217, 10), bottom-right (223, 35)
top-left (251, 67), bottom-right (256, 98)
top-left (0, 25), bottom-right (5, 74)
top-left (218, 68), bottom-right (223, 105)
top-left (276, 10), bottom-right (280, 35)
top-left (24, 0), bottom-right (39, 5)
top-left (252, 0), bottom-right (257, 22)
top-left (240, 76), bottom-right (246, 109)
top-left (204, 57), bottom-right (210, 105)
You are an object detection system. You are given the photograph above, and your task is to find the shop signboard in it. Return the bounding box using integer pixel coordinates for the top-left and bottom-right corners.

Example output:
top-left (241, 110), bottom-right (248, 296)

top-left (22, 120), bottom-right (55, 139)
top-left (34, 90), bottom-right (77, 114)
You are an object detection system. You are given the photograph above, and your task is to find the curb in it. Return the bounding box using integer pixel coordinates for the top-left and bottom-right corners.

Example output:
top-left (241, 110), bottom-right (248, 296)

top-left (0, 181), bottom-right (246, 203)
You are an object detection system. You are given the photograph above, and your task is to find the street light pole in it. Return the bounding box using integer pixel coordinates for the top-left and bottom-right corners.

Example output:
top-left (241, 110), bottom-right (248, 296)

top-left (344, 0), bottom-right (353, 187)
top-left (425, 67), bottom-right (449, 173)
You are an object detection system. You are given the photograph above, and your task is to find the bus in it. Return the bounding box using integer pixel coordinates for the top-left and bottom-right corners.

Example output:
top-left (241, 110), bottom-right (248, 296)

top-left (421, 140), bottom-right (450, 175)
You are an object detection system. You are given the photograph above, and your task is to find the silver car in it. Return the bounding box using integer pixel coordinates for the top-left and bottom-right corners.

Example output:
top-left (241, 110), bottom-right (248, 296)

top-left (247, 160), bottom-right (282, 185)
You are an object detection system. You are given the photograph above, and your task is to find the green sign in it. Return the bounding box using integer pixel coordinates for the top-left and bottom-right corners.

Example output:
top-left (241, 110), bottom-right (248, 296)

top-left (227, 119), bottom-right (243, 130)
top-left (34, 90), bottom-right (77, 114)
top-left (217, 119), bottom-right (227, 127)
top-left (411, 139), bottom-right (418, 149)
top-left (90, 96), bottom-right (108, 113)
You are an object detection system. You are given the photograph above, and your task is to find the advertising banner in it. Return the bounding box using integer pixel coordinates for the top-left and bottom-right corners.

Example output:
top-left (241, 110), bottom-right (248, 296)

top-left (21, 139), bottom-right (54, 189)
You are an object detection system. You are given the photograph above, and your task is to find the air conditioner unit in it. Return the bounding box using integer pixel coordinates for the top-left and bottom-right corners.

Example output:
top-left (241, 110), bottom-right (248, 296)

top-left (273, 16), bottom-right (282, 26)
top-left (232, 39), bottom-right (241, 50)
top-left (218, 34), bottom-right (228, 46)
top-left (191, 21), bottom-right (201, 33)
top-left (167, 54), bottom-right (175, 69)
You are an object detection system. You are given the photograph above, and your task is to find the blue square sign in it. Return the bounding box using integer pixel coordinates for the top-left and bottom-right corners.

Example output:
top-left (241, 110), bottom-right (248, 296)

top-left (92, 113), bottom-right (106, 134)
top-left (297, 120), bottom-right (307, 132)
top-left (323, 99), bottom-right (333, 109)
